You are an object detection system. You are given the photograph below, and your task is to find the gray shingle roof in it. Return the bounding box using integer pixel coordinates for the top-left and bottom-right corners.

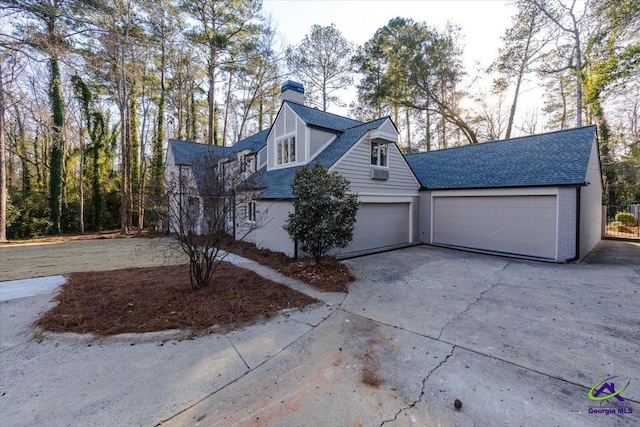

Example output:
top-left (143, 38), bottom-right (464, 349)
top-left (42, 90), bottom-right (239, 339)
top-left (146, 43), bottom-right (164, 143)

top-left (405, 125), bottom-right (597, 190)
top-left (285, 101), bottom-right (363, 131)
top-left (169, 139), bottom-right (233, 165)
top-left (256, 118), bottom-right (390, 199)
top-left (231, 129), bottom-right (269, 153)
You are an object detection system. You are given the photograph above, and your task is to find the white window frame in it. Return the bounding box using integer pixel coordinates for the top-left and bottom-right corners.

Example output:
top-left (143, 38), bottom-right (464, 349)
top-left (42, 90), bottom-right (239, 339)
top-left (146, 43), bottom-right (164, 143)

top-left (276, 134), bottom-right (296, 166)
top-left (246, 200), bottom-right (257, 223)
top-left (371, 141), bottom-right (389, 168)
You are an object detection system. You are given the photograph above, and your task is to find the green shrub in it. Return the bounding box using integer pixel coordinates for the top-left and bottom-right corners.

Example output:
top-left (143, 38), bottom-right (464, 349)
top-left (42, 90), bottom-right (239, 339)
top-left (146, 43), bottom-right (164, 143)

top-left (7, 191), bottom-right (53, 239)
top-left (285, 163), bottom-right (360, 263)
top-left (615, 212), bottom-right (637, 226)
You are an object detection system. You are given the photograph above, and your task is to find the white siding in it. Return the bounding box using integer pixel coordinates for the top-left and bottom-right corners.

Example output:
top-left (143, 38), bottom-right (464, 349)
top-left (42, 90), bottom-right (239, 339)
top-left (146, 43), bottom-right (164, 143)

top-left (330, 136), bottom-right (420, 195)
top-left (253, 201), bottom-right (296, 256)
top-left (579, 138), bottom-right (603, 259)
top-left (309, 128), bottom-right (337, 159)
top-left (419, 191), bottom-right (432, 244)
top-left (257, 148), bottom-right (267, 169)
top-left (411, 199), bottom-right (420, 243)
top-left (557, 187), bottom-right (577, 261)
top-left (267, 104), bottom-right (308, 170)
top-left (377, 120), bottom-right (397, 136)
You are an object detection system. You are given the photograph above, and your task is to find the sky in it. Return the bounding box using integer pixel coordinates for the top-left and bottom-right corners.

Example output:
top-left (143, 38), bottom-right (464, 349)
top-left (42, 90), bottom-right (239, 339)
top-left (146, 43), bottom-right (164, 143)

top-left (262, 0), bottom-right (523, 114)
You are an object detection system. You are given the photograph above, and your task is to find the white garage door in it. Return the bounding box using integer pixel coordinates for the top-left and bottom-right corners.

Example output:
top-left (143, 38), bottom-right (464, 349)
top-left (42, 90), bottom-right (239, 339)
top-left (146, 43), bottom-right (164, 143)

top-left (340, 203), bottom-right (410, 255)
top-left (432, 195), bottom-right (557, 259)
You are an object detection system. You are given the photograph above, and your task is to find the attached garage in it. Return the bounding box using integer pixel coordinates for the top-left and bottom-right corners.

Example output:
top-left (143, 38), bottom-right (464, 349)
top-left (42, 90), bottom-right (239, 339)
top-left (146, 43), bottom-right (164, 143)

top-left (339, 203), bottom-right (412, 256)
top-left (407, 125), bottom-right (603, 262)
top-left (432, 195), bottom-right (557, 260)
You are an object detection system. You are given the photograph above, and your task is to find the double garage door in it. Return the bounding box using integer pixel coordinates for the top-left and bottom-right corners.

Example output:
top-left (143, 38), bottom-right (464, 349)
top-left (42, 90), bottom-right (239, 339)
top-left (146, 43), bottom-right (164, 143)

top-left (340, 203), bottom-right (411, 255)
top-left (432, 195), bottom-right (558, 260)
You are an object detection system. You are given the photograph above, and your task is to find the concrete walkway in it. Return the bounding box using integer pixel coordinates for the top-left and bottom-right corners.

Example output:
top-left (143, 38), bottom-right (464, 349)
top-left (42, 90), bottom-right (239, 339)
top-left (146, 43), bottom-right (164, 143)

top-left (1, 242), bottom-right (639, 426)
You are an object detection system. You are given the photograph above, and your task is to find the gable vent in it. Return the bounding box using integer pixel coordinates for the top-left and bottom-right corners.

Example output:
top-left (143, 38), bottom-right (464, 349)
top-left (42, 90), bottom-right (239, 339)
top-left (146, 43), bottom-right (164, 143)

top-left (371, 168), bottom-right (389, 180)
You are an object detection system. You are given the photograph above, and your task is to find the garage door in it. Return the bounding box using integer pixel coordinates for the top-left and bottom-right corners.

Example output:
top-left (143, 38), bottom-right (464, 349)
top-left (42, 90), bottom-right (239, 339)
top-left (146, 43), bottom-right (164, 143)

top-left (432, 195), bottom-right (557, 259)
top-left (340, 203), bottom-right (410, 255)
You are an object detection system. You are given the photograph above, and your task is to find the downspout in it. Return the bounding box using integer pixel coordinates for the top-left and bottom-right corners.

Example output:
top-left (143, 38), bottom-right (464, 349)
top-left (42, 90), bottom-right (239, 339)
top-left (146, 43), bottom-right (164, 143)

top-left (566, 185), bottom-right (581, 262)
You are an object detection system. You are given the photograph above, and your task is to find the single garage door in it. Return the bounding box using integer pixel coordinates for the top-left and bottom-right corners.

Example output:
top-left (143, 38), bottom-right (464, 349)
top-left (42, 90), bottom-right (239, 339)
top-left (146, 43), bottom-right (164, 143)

top-left (340, 203), bottom-right (410, 255)
top-left (432, 195), bottom-right (557, 259)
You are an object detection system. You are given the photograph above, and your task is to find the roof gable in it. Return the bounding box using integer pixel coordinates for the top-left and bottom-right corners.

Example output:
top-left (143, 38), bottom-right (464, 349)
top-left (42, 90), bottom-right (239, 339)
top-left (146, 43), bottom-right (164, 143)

top-left (405, 125), bottom-right (597, 190)
top-left (256, 117), bottom-right (391, 199)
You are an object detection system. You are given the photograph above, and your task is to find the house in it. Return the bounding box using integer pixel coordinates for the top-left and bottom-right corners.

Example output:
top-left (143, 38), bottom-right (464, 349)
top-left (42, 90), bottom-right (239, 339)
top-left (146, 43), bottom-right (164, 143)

top-left (164, 140), bottom-right (234, 235)
top-left (233, 81), bottom-right (421, 257)
top-left (165, 81), bottom-right (602, 262)
top-left (406, 125), bottom-right (602, 262)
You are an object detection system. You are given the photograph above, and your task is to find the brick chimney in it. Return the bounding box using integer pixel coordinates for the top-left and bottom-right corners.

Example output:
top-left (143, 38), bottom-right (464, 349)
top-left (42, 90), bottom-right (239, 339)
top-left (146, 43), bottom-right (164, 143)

top-left (280, 80), bottom-right (305, 105)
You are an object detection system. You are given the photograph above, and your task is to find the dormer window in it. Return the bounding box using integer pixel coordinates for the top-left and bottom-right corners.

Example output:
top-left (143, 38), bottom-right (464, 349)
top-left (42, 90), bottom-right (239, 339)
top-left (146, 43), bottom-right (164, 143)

top-left (371, 141), bottom-right (388, 167)
top-left (276, 135), bottom-right (296, 165)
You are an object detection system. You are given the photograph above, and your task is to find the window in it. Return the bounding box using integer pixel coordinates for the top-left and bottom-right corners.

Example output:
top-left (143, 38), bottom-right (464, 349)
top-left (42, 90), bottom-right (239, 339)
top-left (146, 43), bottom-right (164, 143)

top-left (245, 155), bottom-right (255, 173)
top-left (246, 200), bottom-right (257, 223)
top-left (276, 136), bottom-right (296, 165)
top-left (371, 142), bottom-right (388, 167)
top-left (226, 209), bottom-right (234, 227)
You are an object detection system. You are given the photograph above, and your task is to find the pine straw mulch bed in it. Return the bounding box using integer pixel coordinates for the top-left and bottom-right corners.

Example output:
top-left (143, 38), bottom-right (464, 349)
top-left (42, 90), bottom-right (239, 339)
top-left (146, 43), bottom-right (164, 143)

top-left (219, 238), bottom-right (356, 293)
top-left (35, 262), bottom-right (318, 336)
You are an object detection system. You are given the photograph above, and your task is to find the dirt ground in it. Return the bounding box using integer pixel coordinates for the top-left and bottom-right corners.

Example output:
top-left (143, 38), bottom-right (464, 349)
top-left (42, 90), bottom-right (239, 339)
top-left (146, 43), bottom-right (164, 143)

top-left (0, 236), bottom-right (187, 281)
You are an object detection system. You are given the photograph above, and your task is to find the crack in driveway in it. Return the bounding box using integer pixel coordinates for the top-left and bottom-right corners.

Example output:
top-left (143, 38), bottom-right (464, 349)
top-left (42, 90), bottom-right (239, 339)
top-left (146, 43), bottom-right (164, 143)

top-left (380, 346), bottom-right (456, 426)
top-left (437, 280), bottom-right (502, 340)
top-left (434, 261), bottom-right (509, 340)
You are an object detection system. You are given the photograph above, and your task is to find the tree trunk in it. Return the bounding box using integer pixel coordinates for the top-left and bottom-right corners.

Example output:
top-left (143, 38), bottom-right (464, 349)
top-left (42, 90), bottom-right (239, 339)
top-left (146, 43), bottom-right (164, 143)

top-left (405, 108), bottom-right (411, 152)
top-left (0, 60), bottom-right (7, 242)
top-left (79, 125), bottom-right (84, 234)
top-left (560, 77), bottom-right (568, 129)
top-left (138, 165), bottom-right (145, 234)
top-left (49, 55), bottom-right (65, 235)
top-left (208, 49), bottom-right (216, 145)
top-left (151, 42), bottom-right (166, 195)
top-left (258, 95), bottom-right (264, 130)
top-left (569, 11), bottom-right (583, 127)
top-left (189, 86), bottom-right (197, 141)
top-left (119, 67), bottom-right (129, 235)
top-left (505, 71), bottom-right (523, 139)
top-left (128, 92), bottom-right (140, 229)
top-left (222, 68), bottom-right (233, 145)
top-left (425, 98), bottom-right (431, 151)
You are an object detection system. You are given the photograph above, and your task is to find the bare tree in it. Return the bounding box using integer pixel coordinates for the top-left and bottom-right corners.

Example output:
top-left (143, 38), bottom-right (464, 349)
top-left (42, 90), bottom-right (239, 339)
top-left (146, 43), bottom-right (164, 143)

top-left (164, 151), bottom-right (260, 288)
top-left (531, 0), bottom-right (587, 127)
top-left (493, 0), bottom-right (553, 138)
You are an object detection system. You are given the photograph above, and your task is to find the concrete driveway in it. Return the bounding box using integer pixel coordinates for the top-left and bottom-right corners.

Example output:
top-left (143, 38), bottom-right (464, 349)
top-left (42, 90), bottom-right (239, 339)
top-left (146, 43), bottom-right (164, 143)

top-left (1, 241), bottom-right (638, 426)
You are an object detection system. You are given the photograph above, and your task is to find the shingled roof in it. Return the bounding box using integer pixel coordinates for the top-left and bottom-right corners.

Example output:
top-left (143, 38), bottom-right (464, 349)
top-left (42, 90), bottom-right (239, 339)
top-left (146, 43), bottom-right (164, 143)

top-left (169, 139), bottom-right (233, 165)
top-left (285, 101), bottom-right (363, 131)
top-left (231, 129), bottom-right (269, 153)
top-left (405, 125), bottom-right (597, 190)
top-left (256, 117), bottom-right (391, 199)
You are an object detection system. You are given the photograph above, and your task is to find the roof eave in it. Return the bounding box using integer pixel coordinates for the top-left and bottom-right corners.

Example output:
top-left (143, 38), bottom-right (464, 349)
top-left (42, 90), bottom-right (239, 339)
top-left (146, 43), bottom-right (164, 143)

top-left (420, 182), bottom-right (587, 191)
